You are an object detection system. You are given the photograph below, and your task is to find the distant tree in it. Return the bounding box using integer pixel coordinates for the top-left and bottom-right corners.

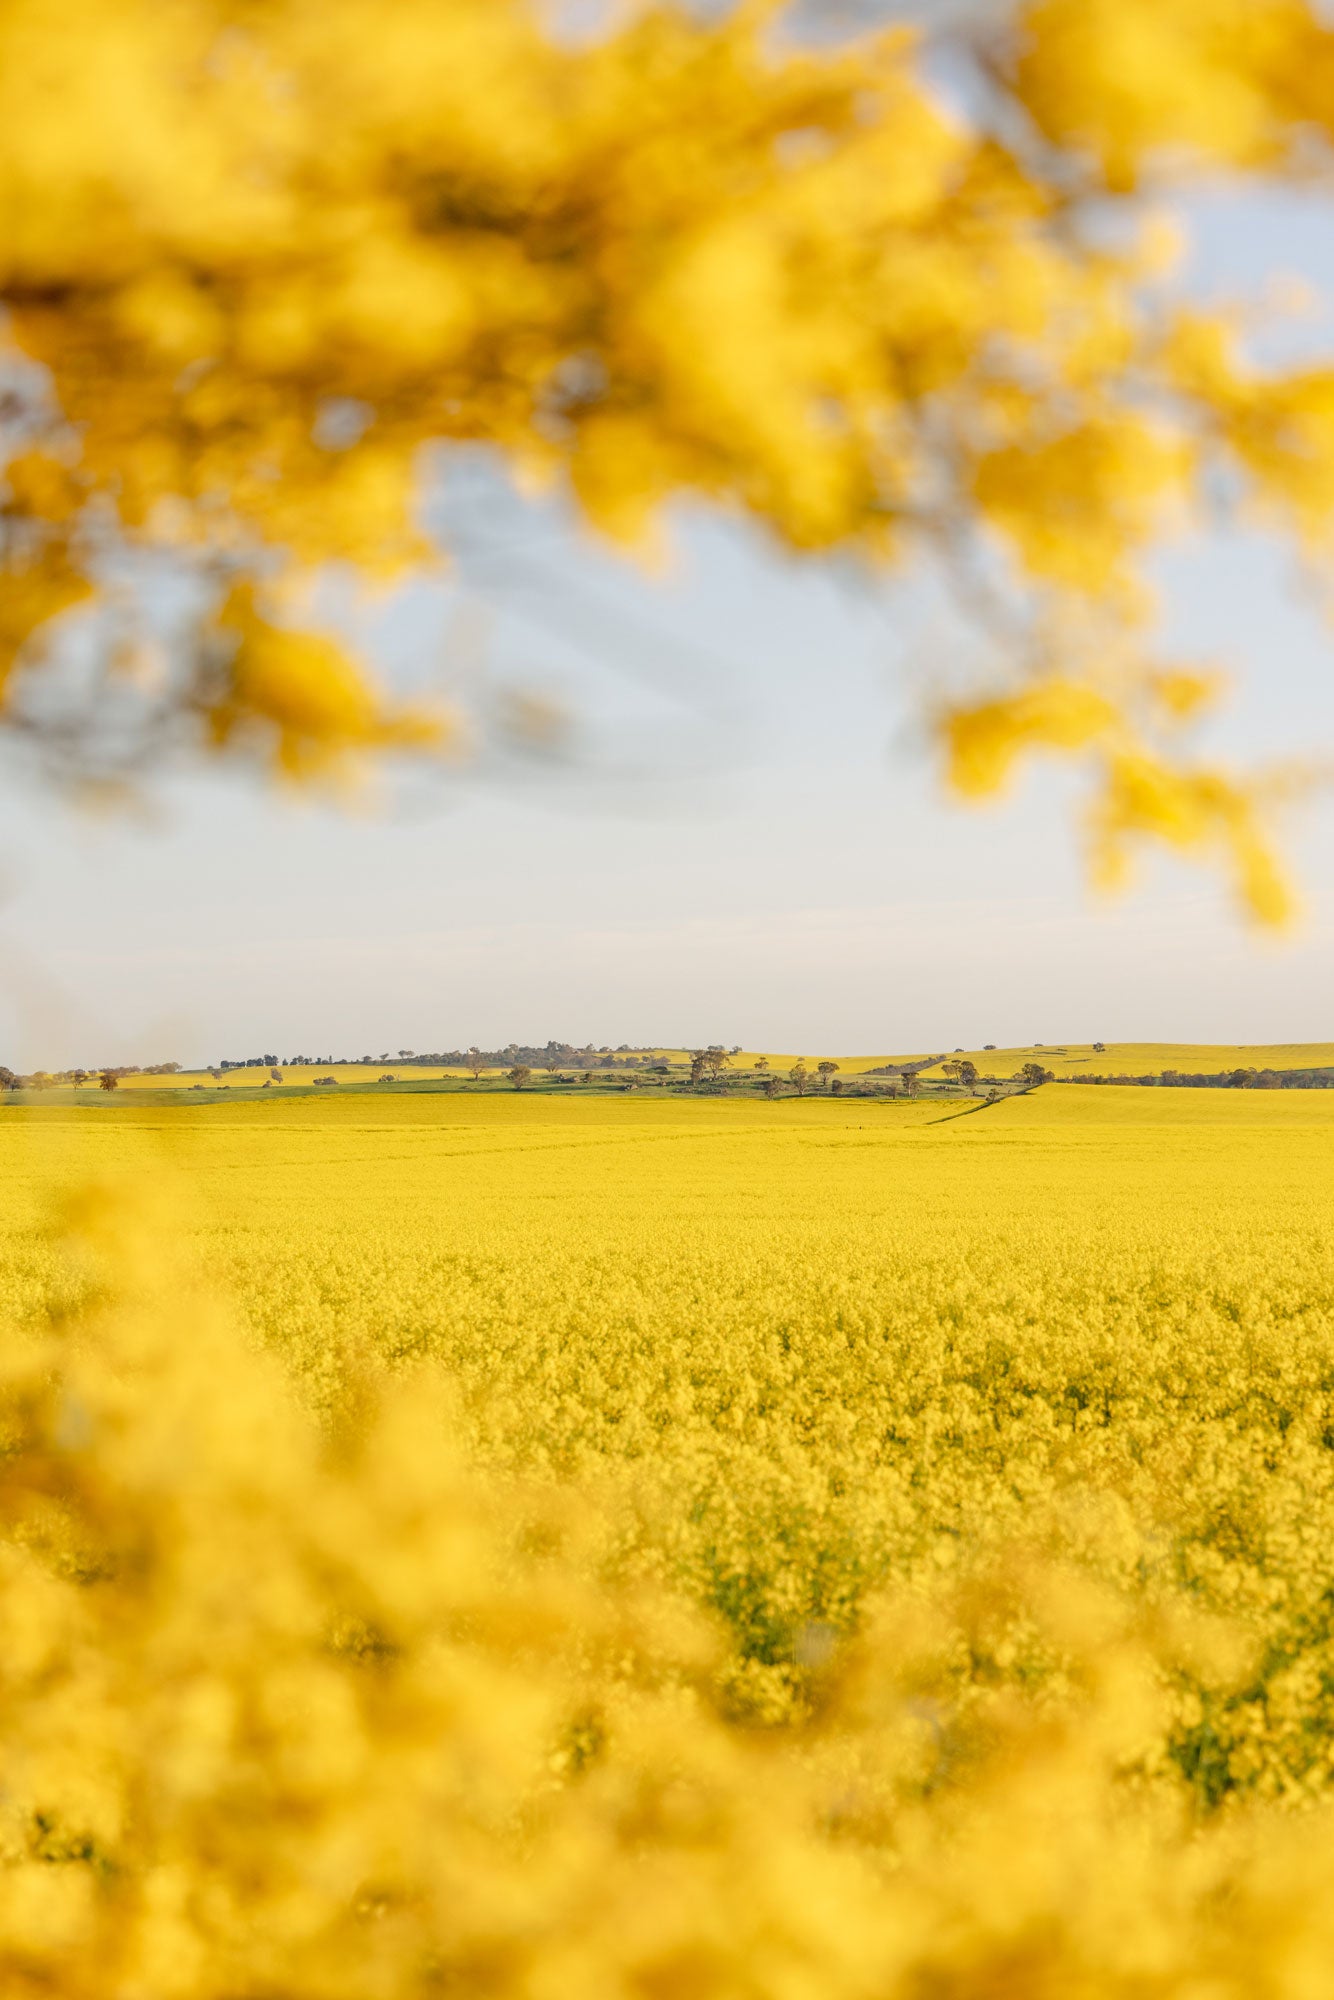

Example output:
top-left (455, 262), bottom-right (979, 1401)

top-left (940, 1061), bottom-right (961, 1084)
top-left (816, 1059), bottom-right (839, 1092)
top-left (508, 1066), bottom-right (532, 1091)
top-left (688, 1051), bottom-right (707, 1085)
top-left (904, 1071), bottom-right (920, 1098)
top-left (71, 1069), bottom-right (87, 1088)
top-left (761, 1077), bottom-right (778, 1099)
top-left (1093, 1041), bottom-right (1107, 1053)
top-left (0, 1066), bottom-right (18, 1092)
top-left (790, 1061), bottom-right (809, 1097)
top-left (467, 1049), bottom-right (484, 1080)
top-left (270, 1067), bottom-right (283, 1082)
top-left (958, 1060), bottom-right (978, 1088)
top-left (754, 1056), bottom-right (770, 1075)
top-left (378, 1073), bottom-right (396, 1084)
top-left (702, 1046), bottom-right (731, 1083)
top-left (830, 1077), bottom-right (843, 1096)
top-left (1019, 1062), bottom-right (1054, 1088)
top-left (398, 1050), bottom-right (414, 1060)
top-left (99, 1069), bottom-right (119, 1092)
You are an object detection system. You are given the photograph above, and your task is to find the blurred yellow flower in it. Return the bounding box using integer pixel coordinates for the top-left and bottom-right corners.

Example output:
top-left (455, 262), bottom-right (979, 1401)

top-left (3, 1085), bottom-right (1334, 1992)
top-left (4, 0), bottom-right (1334, 889)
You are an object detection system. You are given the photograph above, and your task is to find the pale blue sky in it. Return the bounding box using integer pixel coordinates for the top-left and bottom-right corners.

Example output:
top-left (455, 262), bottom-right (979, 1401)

top-left (3, 190), bottom-right (1334, 1069)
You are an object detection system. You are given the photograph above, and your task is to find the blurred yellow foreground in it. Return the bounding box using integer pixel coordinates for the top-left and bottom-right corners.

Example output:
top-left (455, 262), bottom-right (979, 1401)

top-left (2, 1088), bottom-right (1334, 1993)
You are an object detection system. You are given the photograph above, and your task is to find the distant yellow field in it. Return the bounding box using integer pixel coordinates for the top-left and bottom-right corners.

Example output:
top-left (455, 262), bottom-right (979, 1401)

top-left (100, 1041), bottom-right (1334, 1090)
top-left (113, 1062), bottom-right (472, 1088)
top-left (635, 1044), bottom-right (1334, 1076)
top-left (735, 1042), bottom-right (1334, 1077)
top-left (917, 1041), bottom-right (1334, 1078)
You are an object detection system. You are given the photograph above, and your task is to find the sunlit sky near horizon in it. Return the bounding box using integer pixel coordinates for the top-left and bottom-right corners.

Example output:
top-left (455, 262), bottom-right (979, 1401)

top-left (3, 187), bottom-right (1334, 1069)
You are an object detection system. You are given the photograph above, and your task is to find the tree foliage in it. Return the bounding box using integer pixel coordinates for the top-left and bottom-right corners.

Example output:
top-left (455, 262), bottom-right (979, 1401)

top-left (5, 0), bottom-right (1334, 910)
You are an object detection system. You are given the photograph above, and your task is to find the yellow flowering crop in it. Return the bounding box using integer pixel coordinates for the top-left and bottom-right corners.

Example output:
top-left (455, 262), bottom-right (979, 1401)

top-left (5, 1085), bottom-right (1334, 1992)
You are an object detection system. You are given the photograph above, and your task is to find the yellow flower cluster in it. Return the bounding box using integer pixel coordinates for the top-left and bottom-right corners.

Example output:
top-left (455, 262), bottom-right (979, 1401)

top-left (943, 679), bottom-right (1295, 925)
top-left (5, 1085), bottom-right (1334, 1992)
top-left (3, 1), bottom-right (1334, 896)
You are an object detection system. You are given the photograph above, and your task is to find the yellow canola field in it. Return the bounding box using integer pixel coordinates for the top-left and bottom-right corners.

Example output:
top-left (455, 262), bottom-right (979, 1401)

top-left (723, 1043), bottom-right (1334, 1077)
top-left (104, 1040), bottom-right (1334, 1091)
top-left (112, 1063), bottom-right (473, 1088)
top-left (575, 1043), bottom-right (1334, 1075)
top-left (918, 1041), bottom-right (1334, 1078)
top-left (5, 1086), bottom-right (1334, 1995)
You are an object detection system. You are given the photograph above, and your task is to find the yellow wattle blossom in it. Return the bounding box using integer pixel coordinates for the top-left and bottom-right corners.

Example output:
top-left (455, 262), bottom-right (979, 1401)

top-left (1090, 748), bottom-right (1295, 926)
top-left (206, 586), bottom-right (448, 779)
top-left (1, 2), bottom-right (1333, 896)
top-left (1015, 0), bottom-right (1334, 188)
top-left (944, 678), bottom-right (1121, 796)
top-left (942, 673), bottom-right (1292, 925)
top-left (971, 416), bottom-right (1188, 599)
